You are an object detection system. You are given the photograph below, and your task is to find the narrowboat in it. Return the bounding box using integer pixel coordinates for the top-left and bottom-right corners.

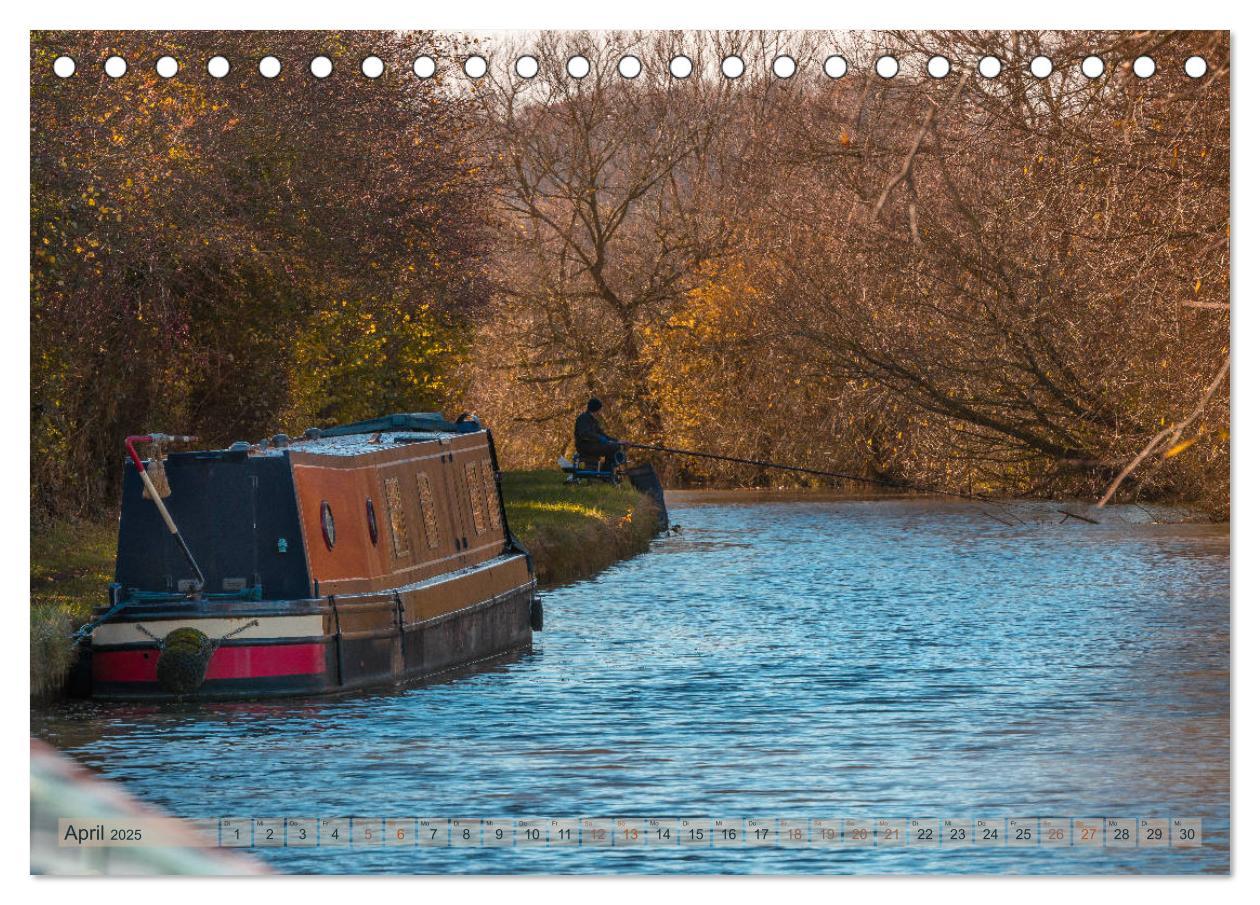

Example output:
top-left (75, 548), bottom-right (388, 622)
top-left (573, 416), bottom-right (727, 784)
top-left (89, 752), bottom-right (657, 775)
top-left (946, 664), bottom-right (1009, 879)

top-left (86, 413), bottom-right (541, 701)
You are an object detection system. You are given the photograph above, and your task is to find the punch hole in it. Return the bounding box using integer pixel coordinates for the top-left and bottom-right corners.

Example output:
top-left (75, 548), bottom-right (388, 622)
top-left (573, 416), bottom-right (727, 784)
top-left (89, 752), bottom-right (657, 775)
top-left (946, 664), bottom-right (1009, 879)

top-left (1029, 55), bottom-right (1053, 79)
top-left (670, 55), bottom-right (693, 79)
top-left (104, 55), bottom-right (127, 78)
top-left (259, 56), bottom-right (281, 79)
top-left (53, 55), bottom-right (76, 78)
top-left (927, 55), bottom-right (950, 79)
top-left (1184, 56), bottom-right (1207, 78)
top-left (361, 56), bottom-right (384, 79)
top-left (567, 55), bottom-right (591, 79)
top-left (618, 55), bottom-right (642, 79)
top-left (515, 55), bottom-right (539, 79)
top-left (412, 56), bottom-right (436, 79)
top-left (1081, 55), bottom-right (1104, 79)
top-left (773, 55), bottom-right (796, 79)
top-left (721, 55), bottom-right (745, 79)
top-left (875, 55), bottom-right (899, 79)
top-left (464, 55), bottom-right (487, 79)
top-left (310, 56), bottom-right (333, 79)
top-left (207, 56), bottom-right (230, 79)
top-left (1133, 56), bottom-right (1156, 79)
top-left (823, 55), bottom-right (847, 79)
top-left (156, 56), bottom-right (179, 78)
top-left (978, 55), bottom-right (1002, 78)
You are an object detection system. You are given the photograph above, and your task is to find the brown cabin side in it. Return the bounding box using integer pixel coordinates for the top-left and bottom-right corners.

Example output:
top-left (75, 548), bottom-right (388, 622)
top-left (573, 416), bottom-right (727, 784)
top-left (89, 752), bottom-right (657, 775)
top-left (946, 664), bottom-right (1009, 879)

top-left (288, 431), bottom-right (510, 598)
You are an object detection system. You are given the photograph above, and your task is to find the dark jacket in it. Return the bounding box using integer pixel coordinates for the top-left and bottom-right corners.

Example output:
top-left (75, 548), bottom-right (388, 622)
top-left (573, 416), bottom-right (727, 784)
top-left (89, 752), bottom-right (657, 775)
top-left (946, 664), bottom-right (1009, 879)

top-left (575, 411), bottom-right (617, 455)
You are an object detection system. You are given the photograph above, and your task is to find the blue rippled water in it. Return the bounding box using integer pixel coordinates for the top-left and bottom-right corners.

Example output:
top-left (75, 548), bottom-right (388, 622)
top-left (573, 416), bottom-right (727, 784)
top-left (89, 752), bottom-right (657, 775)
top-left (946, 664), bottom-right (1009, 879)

top-left (32, 495), bottom-right (1230, 874)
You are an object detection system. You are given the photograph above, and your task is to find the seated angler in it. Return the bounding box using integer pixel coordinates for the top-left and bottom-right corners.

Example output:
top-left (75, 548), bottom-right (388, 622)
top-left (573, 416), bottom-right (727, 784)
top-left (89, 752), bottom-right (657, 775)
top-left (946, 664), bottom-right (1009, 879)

top-left (574, 397), bottom-right (626, 473)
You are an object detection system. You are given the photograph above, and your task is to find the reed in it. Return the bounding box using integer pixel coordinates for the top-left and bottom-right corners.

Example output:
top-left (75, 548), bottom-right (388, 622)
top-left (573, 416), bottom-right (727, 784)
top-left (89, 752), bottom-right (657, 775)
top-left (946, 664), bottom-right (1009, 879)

top-left (30, 518), bottom-right (115, 700)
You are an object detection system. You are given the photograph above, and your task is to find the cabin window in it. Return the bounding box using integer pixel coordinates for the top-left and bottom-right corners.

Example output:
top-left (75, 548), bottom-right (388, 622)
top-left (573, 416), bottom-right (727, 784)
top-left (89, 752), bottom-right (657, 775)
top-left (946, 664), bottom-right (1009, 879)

top-left (320, 501), bottom-right (336, 550)
top-left (480, 457), bottom-right (502, 531)
top-left (365, 497), bottom-right (379, 546)
top-left (383, 477), bottom-right (410, 559)
top-left (465, 461), bottom-right (488, 535)
top-left (416, 472), bottom-right (441, 549)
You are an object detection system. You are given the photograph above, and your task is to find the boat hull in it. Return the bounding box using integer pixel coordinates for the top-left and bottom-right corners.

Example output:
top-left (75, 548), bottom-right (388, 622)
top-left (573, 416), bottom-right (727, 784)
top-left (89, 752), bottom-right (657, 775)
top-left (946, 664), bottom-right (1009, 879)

top-left (90, 554), bottom-right (536, 701)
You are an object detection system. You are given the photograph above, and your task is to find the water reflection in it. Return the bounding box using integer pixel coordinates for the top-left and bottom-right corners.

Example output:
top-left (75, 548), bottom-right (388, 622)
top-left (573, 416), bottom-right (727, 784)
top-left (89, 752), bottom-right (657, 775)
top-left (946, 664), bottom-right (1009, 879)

top-left (32, 497), bottom-right (1229, 874)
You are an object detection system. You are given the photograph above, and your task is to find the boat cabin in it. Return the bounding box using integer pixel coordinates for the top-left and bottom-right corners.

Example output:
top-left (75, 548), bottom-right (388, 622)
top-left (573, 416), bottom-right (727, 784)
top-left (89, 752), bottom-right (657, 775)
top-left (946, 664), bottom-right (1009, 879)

top-left (91, 413), bottom-right (539, 700)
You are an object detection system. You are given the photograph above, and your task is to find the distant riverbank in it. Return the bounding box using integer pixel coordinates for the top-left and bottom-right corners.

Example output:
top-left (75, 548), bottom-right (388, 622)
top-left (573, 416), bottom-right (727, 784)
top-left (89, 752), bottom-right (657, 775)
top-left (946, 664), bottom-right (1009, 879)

top-left (29, 469), bottom-right (659, 701)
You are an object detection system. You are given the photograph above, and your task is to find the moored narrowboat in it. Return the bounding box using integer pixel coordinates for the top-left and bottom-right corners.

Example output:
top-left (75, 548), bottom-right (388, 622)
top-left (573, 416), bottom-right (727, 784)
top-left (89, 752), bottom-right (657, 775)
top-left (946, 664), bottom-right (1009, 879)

top-left (87, 413), bottom-right (541, 701)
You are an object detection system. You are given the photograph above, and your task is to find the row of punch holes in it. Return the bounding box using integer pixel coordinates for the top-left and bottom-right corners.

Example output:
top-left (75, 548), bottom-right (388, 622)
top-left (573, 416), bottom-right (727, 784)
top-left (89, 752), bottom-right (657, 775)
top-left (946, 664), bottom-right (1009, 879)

top-left (51, 51), bottom-right (1210, 82)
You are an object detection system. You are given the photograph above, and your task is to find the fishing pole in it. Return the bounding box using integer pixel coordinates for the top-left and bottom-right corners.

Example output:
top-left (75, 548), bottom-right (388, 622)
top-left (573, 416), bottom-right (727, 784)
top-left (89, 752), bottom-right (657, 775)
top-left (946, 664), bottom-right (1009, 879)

top-left (620, 441), bottom-right (1001, 505)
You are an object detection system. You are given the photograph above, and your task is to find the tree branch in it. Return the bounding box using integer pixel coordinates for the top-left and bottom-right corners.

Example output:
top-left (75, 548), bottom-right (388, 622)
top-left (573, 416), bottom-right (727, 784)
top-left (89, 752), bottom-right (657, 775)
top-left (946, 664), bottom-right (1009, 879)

top-left (1095, 353), bottom-right (1230, 508)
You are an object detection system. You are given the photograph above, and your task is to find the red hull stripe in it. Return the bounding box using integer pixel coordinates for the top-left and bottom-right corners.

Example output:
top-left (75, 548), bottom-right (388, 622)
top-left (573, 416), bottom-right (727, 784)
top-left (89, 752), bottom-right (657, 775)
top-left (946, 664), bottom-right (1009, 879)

top-left (93, 643), bottom-right (326, 683)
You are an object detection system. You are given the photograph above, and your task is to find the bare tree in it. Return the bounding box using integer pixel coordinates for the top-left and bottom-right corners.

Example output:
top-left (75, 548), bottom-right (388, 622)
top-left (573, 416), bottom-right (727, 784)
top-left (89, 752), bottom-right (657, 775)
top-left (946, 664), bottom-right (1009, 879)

top-left (462, 29), bottom-right (1228, 511)
top-left (469, 31), bottom-right (817, 456)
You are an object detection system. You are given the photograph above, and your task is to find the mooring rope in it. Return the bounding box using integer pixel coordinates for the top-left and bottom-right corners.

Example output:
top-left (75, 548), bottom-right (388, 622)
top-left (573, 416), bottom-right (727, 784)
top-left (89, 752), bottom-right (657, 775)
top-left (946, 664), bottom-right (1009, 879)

top-left (69, 600), bottom-right (130, 647)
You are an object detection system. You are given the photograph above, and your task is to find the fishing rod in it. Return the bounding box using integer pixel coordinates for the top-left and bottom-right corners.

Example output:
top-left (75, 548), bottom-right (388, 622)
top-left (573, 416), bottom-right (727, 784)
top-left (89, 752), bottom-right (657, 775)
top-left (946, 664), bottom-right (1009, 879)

top-left (623, 443), bottom-right (1110, 526)
top-left (620, 441), bottom-right (998, 505)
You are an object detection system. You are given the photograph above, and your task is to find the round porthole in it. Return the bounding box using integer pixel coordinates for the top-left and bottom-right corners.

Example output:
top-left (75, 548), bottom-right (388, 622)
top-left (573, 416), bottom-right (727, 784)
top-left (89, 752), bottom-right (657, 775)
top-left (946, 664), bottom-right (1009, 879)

top-left (365, 498), bottom-right (379, 545)
top-left (320, 501), bottom-right (336, 550)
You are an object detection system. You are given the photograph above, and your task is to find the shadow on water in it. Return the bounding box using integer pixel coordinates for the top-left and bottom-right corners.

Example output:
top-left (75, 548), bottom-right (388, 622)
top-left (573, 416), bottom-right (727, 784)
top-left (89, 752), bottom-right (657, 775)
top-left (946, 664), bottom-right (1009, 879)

top-left (32, 496), bottom-right (1229, 875)
top-left (34, 647), bottom-right (538, 751)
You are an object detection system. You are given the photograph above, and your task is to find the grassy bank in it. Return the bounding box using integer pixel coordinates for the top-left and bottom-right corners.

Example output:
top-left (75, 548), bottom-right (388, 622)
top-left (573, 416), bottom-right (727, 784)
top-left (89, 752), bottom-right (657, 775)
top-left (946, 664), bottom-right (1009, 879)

top-left (501, 470), bottom-right (659, 587)
top-left (29, 471), bottom-right (659, 699)
top-left (30, 518), bottom-right (116, 700)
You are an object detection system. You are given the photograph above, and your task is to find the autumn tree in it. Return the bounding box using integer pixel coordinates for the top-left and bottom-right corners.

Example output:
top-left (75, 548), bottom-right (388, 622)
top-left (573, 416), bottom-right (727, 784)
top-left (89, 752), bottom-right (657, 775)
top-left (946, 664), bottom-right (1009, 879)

top-left (465, 29), bottom-right (1227, 510)
top-left (756, 30), bottom-right (1229, 503)
top-left (31, 30), bottom-right (492, 518)
top-left (467, 32), bottom-right (816, 461)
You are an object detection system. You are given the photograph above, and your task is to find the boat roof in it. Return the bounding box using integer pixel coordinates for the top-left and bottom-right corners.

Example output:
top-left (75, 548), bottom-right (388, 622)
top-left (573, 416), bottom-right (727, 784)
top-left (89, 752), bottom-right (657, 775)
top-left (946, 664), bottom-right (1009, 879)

top-left (277, 412), bottom-right (484, 456)
top-left (259, 429), bottom-right (477, 458)
top-left (163, 413), bottom-right (487, 462)
top-left (317, 412), bottom-right (476, 437)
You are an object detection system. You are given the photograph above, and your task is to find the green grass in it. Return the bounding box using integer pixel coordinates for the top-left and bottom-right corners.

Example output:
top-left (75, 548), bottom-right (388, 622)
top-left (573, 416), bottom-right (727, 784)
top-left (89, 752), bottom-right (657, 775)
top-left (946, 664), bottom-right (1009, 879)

top-left (30, 518), bottom-right (116, 699)
top-left (501, 469), bottom-right (642, 533)
top-left (500, 470), bottom-right (660, 587)
top-left (29, 471), bottom-right (658, 698)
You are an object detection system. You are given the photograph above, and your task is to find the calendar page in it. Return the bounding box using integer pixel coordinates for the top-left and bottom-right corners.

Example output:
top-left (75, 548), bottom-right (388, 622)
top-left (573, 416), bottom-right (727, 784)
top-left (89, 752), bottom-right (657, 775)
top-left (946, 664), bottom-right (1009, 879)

top-left (28, 17), bottom-right (1230, 880)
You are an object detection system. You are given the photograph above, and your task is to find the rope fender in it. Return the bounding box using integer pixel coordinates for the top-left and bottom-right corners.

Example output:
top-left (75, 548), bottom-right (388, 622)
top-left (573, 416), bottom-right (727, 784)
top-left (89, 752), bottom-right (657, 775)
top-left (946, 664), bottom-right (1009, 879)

top-left (134, 619), bottom-right (261, 696)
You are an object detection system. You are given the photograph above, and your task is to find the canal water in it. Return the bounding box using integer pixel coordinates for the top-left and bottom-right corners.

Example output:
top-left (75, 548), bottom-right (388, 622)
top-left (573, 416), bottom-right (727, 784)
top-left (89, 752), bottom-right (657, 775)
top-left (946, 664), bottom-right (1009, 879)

top-left (31, 494), bottom-right (1230, 875)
